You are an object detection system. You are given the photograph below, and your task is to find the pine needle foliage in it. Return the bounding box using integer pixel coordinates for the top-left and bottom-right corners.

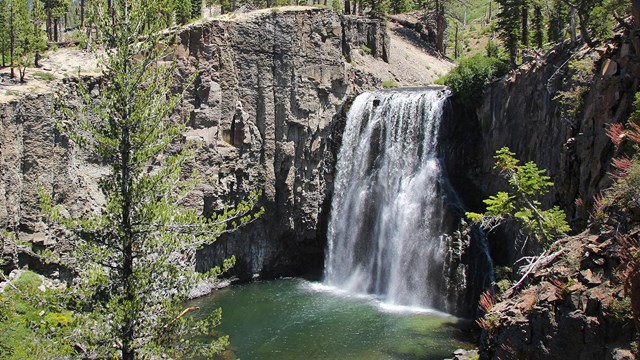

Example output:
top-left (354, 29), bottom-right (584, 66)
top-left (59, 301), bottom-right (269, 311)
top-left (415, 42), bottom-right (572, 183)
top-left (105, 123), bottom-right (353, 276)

top-left (466, 147), bottom-right (570, 246)
top-left (40, 0), bottom-right (263, 358)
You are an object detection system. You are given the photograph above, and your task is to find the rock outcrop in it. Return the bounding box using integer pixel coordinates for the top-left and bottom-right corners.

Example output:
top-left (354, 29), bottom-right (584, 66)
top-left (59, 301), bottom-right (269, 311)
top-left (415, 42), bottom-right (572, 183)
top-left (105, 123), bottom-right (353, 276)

top-left (461, 31), bottom-right (640, 360)
top-left (447, 32), bottom-right (640, 266)
top-left (0, 8), bottom-right (388, 279)
top-left (479, 229), bottom-right (635, 360)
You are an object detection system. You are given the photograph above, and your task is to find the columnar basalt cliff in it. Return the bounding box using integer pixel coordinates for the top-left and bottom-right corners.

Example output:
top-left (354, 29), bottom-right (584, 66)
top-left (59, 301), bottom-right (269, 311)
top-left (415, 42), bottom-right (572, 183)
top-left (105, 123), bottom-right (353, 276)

top-left (452, 33), bottom-right (640, 359)
top-left (0, 8), bottom-right (389, 279)
top-left (445, 33), bottom-right (639, 266)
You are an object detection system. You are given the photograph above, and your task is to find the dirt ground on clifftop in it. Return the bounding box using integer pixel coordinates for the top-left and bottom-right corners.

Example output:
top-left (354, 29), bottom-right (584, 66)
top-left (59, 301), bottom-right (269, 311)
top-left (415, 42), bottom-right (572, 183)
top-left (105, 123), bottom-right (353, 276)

top-left (350, 21), bottom-right (455, 86)
top-left (0, 47), bottom-right (100, 103)
top-left (0, 7), bottom-right (455, 104)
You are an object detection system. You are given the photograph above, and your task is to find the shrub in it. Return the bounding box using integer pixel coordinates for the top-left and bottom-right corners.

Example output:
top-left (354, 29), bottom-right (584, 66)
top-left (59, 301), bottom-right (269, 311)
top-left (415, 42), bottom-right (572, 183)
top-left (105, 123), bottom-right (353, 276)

top-left (554, 57), bottom-right (594, 119)
top-left (32, 71), bottom-right (55, 81)
top-left (0, 271), bottom-right (77, 359)
top-left (608, 297), bottom-right (632, 323)
top-left (360, 44), bottom-right (372, 55)
top-left (436, 54), bottom-right (509, 110)
top-left (382, 79), bottom-right (397, 88)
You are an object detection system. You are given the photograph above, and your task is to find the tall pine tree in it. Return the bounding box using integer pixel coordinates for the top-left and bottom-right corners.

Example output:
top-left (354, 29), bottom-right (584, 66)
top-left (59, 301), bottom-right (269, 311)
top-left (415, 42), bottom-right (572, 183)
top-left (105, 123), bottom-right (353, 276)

top-left (43, 0), bottom-right (262, 357)
top-left (496, 0), bottom-right (521, 67)
top-left (532, 4), bottom-right (543, 48)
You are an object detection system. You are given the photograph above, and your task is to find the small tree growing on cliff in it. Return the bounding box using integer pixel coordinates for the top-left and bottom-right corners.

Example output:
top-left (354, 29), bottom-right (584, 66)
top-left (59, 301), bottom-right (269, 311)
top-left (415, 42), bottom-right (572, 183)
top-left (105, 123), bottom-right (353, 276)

top-left (466, 147), bottom-right (570, 246)
top-left (41, 0), bottom-right (262, 358)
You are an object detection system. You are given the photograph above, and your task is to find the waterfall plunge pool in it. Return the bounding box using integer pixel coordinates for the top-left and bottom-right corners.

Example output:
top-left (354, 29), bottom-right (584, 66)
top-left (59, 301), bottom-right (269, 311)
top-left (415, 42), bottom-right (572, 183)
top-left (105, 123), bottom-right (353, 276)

top-left (189, 278), bottom-right (474, 359)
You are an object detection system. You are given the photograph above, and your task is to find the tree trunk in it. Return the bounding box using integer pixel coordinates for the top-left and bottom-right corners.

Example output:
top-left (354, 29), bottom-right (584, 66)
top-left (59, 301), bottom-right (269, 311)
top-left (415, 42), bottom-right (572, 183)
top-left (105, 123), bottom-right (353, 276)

top-left (1, 35), bottom-right (5, 68)
top-left (509, 41), bottom-right (517, 68)
top-left (488, 0), bottom-right (492, 23)
top-left (634, 0), bottom-right (640, 29)
top-left (107, 0), bottom-right (115, 26)
top-left (560, 0), bottom-right (594, 47)
top-left (46, 10), bottom-right (52, 41)
top-left (454, 23), bottom-right (459, 58)
top-left (120, 120), bottom-right (135, 360)
top-left (533, 5), bottom-right (543, 48)
top-left (435, 0), bottom-right (445, 53)
top-left (345, 0), bottom-right (350, 14)
top-left (81, 0), bottom-right (85, 28)
top-left (87, 21), bottom-right (92, 51)
top-left (53, 18), bottom-right (59, 42)
top-left (569, 8), bottom-right (576, 45)
top-left (9, 6), bottom-right (15, 79)
top-left (34, 18), bottom-right (40, 67)
top-left (577, 11), bottom-right (594, 47)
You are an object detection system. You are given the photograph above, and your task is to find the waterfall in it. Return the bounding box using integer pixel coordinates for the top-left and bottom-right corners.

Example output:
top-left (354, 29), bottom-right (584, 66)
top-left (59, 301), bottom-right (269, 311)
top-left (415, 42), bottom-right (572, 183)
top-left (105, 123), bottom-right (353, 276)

top-left (324, 87), bottom-right (457, 311)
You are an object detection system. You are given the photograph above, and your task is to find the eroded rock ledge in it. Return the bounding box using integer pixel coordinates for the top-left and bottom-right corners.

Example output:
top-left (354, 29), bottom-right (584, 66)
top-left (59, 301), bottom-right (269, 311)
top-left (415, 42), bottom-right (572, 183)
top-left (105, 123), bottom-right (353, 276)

top-left (446, 31), bottom-right (639, 266)
top-left (458, 30), bottom-right (640, 360)
top-left (0, 8), bottom-right (388, 280)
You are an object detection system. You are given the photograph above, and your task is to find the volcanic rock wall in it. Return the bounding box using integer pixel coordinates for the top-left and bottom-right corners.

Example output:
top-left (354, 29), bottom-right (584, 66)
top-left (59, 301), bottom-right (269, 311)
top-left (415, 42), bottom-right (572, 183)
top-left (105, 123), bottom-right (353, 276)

top-left (445, 34), bottom-right (639, 265)
top-left (0, 8), bottom-right (389, 279)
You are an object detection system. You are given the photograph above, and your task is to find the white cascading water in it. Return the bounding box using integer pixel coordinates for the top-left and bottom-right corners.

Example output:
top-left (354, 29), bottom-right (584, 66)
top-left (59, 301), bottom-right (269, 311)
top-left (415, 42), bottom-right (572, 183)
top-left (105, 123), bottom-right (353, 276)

top-left (324, 87), bottom-right (452, 310)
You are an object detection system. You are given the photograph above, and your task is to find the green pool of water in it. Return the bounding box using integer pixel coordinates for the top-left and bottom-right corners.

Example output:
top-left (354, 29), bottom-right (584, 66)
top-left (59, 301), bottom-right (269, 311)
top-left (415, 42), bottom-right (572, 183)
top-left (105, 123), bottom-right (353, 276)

top-left (189, 278), bottom-right (473, 360)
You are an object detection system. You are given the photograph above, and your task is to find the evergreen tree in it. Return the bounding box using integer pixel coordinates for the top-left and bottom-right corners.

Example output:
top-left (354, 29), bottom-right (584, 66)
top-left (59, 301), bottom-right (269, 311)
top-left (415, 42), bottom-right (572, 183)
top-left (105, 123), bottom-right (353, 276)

top-left (6, 0), bottom-right (31, 79)
top-left (191, 0), bottom-right (201, 19)
top-left (389, 0), bottom-right (412, 14)
top-left (206, 0), bottom-right (215, 16)
top-left (42, 0), bottom-right (262, 358)
top-left (435, 0), bottom-right (446, 53)
top-left (467, 147), bottom-right (570, 246)
top-left (8, 0), bottom-right (47, 81)
top-left (547, 0), bottom-right (568, 43)
top-left (219, 0), bottom-right (231, 14)
top-left (557, 0), bottom-right (626, 46)
top-left (42, 0), bottom-right (69, 42)
top-left (30, 0), bottom-right (47, 67)
top-left (520, 0), bottom-right (529, 48)
top-left (145, 0), bottom-right (175, 30)
top-left (175, 0), bottom-right (192, 24)
top-left (496, 0), bottom-right (521, 67)
top-left (365, 0), bottom-right (389, 18)
top-left (0, 0), bottom-right (8, 67)
top-left (532, 3), bottom-right (543, 48)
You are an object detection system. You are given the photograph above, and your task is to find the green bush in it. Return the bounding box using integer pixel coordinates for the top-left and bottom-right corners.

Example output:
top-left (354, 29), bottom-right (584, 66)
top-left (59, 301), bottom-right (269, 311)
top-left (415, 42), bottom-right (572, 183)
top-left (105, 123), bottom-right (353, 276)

top-left (436, 54), bottom-right (509, 110)
top-left (382, 79), bottom-right (397, 88)
top-left (608, 297), bottom-right (632, 323)
top-left (554, 57), bottom-right (594, 118)
top-left (360, 44), bottom-right (372, 55)
top-left (33, 71), bottom-right (55, 81)
top-left (0, 271), bottom-right (77, 359)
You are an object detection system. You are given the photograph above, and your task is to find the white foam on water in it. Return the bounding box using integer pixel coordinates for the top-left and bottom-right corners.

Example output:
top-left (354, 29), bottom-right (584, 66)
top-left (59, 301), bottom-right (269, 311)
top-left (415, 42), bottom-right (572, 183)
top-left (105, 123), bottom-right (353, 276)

top-left (303, 280), bottom-right (456, 318)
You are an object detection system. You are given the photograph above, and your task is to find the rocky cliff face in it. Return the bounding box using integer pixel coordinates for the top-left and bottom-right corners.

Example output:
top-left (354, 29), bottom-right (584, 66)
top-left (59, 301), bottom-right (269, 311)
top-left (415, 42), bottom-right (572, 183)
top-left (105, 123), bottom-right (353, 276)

top-left (0, 8), bottom-right (388, 279)
top-left (479, 229), bottom-right (635, 360)
top-left (446, 33), bottom-right (639, 266)
top-left (459, 31), bottom-right (640, 359)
